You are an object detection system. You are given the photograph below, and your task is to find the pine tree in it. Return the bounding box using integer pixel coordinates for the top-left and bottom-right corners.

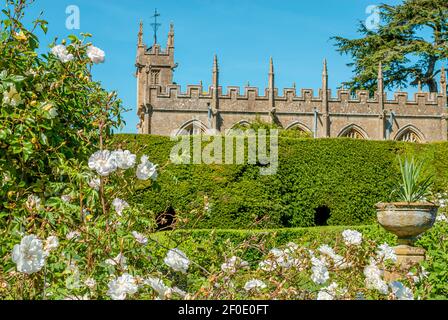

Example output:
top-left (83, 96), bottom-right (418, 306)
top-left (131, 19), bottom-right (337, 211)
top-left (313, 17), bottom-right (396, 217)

top-left (333, 0), bottom-right (447, 93)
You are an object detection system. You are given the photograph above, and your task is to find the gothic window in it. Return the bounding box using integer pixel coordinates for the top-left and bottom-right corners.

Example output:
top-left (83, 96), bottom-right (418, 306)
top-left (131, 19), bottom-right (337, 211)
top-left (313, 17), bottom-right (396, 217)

top-left (339, 125), bottom-right (368, 140)
top-left (177, 120), bottom-right (208, 136)
top-left (181, 125), bottom-right (202, 135)
top-left (285, 123), bottom-right (312, 138)
top-left (232, 121), bottom-right (251, 130)
top-left (397, 130), bottom-right (422, 143)
top-left (151, 70), bottom-right (160, 85)
top-left (343, 129), bottom-right (365, 140)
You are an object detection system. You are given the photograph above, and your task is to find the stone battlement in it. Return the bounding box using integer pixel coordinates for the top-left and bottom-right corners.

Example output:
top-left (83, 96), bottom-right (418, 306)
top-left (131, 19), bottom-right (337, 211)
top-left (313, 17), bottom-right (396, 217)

top-left (148, 84), bottom-right (445, 106)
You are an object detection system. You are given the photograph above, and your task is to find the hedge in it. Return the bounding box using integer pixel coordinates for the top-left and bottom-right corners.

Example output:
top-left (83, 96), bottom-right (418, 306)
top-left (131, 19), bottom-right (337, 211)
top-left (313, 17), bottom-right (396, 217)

top-left (147, 225), bottom-right (396, 271)
top-left (113, 134), bottom-right (448, 229)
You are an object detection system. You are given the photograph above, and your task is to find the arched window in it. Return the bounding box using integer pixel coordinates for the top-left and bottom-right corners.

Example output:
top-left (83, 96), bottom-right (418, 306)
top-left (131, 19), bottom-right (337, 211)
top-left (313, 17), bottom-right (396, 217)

top-left (398, 131), bottom-right (421, 143)
top-left (176, 120), bottom-right (208, 136)
top-left (338, 125), bottom-right (368, 140)
top-left (395, 126), bottom-right (424, 143)
top-left (231, 120), bottom-right (251, 130)
top-left (343, 129), bottom-right (364, 139)
top-left (151, 70), bottom-right (160, 85)
top-left (285, 122), bottom-right (313, 138)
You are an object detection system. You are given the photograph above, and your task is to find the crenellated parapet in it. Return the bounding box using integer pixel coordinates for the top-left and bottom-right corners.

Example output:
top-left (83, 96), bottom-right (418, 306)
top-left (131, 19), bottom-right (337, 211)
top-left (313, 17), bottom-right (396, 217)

top-left (146, 84), bottom-right (446, 108)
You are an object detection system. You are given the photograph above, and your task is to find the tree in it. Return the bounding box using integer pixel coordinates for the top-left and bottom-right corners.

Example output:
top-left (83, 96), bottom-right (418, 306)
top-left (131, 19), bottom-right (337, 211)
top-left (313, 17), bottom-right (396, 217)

top-left (333, 0), bottom-right (448, 93)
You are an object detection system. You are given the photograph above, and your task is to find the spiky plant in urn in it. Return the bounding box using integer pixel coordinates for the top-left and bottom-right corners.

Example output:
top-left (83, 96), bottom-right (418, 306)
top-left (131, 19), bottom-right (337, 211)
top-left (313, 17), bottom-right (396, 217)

top-left (376, 157), bottom-right (438, 269)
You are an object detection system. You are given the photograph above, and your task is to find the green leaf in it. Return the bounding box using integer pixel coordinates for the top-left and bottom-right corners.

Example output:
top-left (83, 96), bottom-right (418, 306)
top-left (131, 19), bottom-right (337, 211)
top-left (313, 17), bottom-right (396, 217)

top-left (40, 132), bottom-right (48, 145)
top-left (11, 75), bottom-right (25, 83)
top-left (67, 35), bottom-right (78, 42)
top-left (11, 145), bottom-right (22, 154)
top-left (25, 117), bottom-right (36, 125)
top-left (40, 22), bottom-right (48, 34)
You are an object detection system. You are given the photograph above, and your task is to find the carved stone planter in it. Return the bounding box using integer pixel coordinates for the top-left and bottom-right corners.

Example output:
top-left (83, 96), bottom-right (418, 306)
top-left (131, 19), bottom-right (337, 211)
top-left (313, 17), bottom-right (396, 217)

top-left (376, 202), bottom-right (438, 245)
top-left (376, 202), bottom-right (438, 272)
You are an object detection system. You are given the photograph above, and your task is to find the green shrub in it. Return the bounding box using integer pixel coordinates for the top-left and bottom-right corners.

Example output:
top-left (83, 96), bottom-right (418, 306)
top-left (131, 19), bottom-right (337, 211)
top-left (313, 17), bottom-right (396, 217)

top-left (113, 134), bottom-right (448, 229)
top-left (149, 225), bottom-right (396, 271)
top-left (415, 221), bottom-right (448, 299)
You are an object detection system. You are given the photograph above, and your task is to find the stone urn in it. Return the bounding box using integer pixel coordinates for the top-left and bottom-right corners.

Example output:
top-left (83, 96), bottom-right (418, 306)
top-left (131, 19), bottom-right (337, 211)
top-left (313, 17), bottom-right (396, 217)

top-left (376, 202), bottom-right (438, 271)
top-left (376, 202), bottom-right (438, 245)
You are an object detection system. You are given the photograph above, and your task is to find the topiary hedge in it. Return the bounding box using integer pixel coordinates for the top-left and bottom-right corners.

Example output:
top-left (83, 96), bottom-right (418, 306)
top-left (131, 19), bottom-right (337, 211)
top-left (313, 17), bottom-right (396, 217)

top-left (113, 134), bottom-right (448, 229)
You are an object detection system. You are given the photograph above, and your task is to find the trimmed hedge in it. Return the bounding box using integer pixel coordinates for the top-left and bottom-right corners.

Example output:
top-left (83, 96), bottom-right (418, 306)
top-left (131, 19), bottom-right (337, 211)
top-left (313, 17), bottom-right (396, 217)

top-left (113, 134), bottom-right (448, 229)
top-left (148, 225), bottom-right (396, 270)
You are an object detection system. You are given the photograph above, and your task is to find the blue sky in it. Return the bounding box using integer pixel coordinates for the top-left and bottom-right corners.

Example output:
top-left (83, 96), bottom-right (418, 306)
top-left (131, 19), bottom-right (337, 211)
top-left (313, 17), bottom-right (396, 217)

top-left (25, 0), bottom-right (408, 133)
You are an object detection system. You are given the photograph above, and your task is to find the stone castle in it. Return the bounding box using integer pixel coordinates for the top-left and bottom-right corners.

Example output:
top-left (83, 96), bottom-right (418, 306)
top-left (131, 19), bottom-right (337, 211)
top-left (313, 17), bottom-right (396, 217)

top-left (136, 22), bottom-right (448, 142)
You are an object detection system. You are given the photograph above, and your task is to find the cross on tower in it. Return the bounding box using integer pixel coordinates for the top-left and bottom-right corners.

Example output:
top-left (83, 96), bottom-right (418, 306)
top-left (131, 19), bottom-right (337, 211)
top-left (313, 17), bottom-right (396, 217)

top-left (150, 9), bottom-right (161, 45)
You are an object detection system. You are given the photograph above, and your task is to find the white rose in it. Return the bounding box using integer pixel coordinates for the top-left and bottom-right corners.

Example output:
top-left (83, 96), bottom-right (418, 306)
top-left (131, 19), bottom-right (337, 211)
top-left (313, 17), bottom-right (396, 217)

top-left (51, 44), bottom-right (74, 63)
top-left (12, 235), bottom-right (46, 274)
top-left (86, 46), bottom-right (106, 64)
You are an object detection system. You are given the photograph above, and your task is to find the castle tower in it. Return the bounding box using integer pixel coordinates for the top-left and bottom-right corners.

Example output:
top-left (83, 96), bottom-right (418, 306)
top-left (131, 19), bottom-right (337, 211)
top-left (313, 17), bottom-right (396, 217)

top-left (144, 23), bottom-right (176, 88)
top-left (136, 21), bottom-right (177, 134)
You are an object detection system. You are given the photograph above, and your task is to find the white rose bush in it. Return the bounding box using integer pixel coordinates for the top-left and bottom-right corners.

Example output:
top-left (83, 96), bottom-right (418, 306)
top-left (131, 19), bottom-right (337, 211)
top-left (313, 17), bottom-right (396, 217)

top-left (1, 0), bottom-right (446, 301)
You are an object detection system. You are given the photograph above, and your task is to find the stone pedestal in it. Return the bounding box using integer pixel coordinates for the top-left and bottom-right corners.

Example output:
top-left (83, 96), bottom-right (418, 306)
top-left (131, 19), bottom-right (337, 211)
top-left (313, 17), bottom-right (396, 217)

top-left (384, 245), bottom-right (426, 282)
top-left (395, 245), bottom-right (426, 269)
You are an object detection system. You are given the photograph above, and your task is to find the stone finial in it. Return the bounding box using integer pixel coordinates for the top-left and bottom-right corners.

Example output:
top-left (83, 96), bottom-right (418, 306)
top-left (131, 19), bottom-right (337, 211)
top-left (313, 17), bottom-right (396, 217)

top-left (138, 20), bottom-right (144, 46)
top-left (441, 65), bottom-right (447, 95)
top-left (322, 59), bottom-right (328, 91)
top-left (167, 22), bottom-right (175, 48)
top-left (269, 57), bottom-right (274, 75)
top-left (322, 59), bottom-right (330, 136)
top-left (418, 80), bottom-right (422, 92)
top-left (378, 62), bottom-right (383, 80)
top-left (378, 62), bottom-right (385, 113)
top-left (212, 55), bottom-right (219, 91)
top-left (211, 55), bottom-right (220, 127)
top-left (268, 57), bottom-right (275, 120)
top-left (378, 62), bottom-right (384, 92)
top-left (213, 54), bottom-right (219, 71)
top-left (268, 57), bottom-right (275, 91)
